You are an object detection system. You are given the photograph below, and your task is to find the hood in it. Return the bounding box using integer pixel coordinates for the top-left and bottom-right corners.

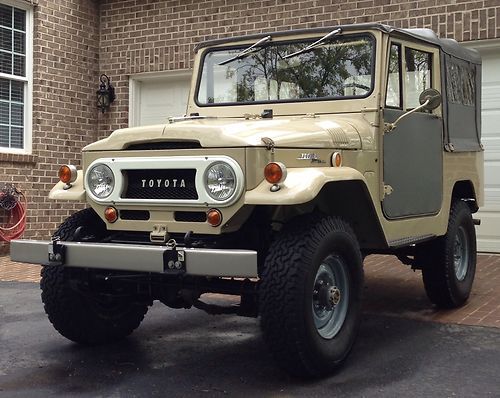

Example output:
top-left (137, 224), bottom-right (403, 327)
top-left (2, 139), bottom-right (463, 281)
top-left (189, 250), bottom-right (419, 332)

top-left (84, 116), bottom-right (363, 151)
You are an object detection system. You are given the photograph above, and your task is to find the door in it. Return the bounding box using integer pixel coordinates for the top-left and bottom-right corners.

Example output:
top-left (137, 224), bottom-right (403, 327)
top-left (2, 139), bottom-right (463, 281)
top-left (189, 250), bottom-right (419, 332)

top-left (382, 42), bottom-right (443, 219)
top-left (129, 71), bottom-right (191, 127)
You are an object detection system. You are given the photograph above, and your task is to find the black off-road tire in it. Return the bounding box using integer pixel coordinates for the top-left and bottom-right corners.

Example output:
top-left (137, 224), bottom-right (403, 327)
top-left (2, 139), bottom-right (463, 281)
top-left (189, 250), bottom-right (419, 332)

top-left (41, 208), bottom-right (149, 345)
top-left (51, 207), bottom-right (107, 242)
top-left (417, 200), bottom-right (477, 308)
top-left (259, 214), bottom-right (364, 378)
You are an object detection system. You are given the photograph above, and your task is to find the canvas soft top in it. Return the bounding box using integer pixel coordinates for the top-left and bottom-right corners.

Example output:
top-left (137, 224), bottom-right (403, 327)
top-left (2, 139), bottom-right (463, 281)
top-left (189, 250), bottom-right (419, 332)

top-left (195, 23), bottom-right (481, 64)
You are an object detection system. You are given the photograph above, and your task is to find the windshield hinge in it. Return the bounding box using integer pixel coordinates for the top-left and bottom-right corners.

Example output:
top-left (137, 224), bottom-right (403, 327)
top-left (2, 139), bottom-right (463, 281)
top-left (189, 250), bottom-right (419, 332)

top-left (261, 137), bottom-right (275, 153)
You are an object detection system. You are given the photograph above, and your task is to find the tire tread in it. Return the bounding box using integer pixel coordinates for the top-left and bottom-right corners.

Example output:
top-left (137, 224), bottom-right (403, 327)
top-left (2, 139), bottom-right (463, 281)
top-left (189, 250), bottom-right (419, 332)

top-left (260, 214), bottom-right (363, 377)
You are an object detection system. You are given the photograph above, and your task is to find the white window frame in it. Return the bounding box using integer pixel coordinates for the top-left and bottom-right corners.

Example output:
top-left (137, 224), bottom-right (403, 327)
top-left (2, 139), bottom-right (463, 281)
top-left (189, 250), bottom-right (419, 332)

top-left (0, 0), bottom-right (33, 155)
top-left (128, 70), bottom-right (192, 128)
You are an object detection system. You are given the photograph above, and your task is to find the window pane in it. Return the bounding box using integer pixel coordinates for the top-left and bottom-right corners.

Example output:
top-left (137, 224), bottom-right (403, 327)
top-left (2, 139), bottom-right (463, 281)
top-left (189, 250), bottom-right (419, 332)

top-left (405, 48), bottom-right (432, 109)
top-left (13, 9), bottom-right (25, 31)
top-left (13, 54), bottom-right (24, 76)
top-left (14, 31), bottom-right (24, 54)
top-left (11, 80), bottom-right (23, 102)
top-left (446, 61), bottom-right (475, 106)
top-left (10, 126), bottom-right (22, 148)
top-left (0, 51), bottom-right (11, 74)
top-left (11, 103), bottom-right (23, 125)
top-left (386, 44), bottom-right (401, 108)
top-left (0, 125), bottom-right (8, 146)
top-left (0, 5), bottom-right (12, 29)
top-left (0, 101), bottom-right (8, 124)
top-left (0, 78), bottom-right (9, 100)
top-left (0, 5), bottom-right (27, 151)
top-left (0, 27), bottom-right (11, 51)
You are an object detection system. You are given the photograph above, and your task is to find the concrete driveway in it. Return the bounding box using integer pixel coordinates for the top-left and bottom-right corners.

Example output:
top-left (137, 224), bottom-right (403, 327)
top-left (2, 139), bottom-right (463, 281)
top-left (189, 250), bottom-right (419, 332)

top-left (1, 254), bottom-right (499, 397)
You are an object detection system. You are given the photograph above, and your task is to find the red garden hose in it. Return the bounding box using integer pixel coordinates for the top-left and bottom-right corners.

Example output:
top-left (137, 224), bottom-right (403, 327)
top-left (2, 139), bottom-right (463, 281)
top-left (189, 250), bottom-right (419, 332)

top-left (0, 185), bottom-right (27, 242)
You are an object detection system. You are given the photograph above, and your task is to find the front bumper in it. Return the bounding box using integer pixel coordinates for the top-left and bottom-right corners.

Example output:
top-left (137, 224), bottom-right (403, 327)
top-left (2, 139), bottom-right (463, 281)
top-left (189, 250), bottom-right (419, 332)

top-left (10, 239), bottom-right (258, 278)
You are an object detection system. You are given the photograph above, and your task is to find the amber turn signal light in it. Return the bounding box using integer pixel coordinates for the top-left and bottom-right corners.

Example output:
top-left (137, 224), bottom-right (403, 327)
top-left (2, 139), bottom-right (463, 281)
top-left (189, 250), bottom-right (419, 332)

top-left (104, 206), bottom-right (118, 223)
top-left (332, 152), bottom-right (342, 167)
top-left (264, 162), bottom-right (287, 184)
top-left (58, 164), bottom-right (77, 184)
top-left (207, 209), bottom-right (222, 227)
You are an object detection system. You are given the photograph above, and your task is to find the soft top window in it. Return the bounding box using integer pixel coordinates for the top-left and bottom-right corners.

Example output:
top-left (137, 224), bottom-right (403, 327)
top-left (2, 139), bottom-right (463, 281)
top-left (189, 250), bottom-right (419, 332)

top-left (446, 61), bottom-right (475, 107)
top-left (196, 34), bottom-right (374, 106)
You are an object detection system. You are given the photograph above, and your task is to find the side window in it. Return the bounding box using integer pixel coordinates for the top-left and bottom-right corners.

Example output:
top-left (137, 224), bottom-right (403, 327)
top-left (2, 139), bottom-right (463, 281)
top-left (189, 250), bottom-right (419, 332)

top-left (405, 48), bottom-right (432, 110)
top-left (386, 44), bottom-right (401, 108)
top-left (446, 59), bottom-right (475, 106)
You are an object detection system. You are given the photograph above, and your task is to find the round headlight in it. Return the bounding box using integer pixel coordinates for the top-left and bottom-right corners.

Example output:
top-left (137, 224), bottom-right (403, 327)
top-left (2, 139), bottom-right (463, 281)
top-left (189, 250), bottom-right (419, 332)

top-left (205, 162), bottom-right (237, 201)
top-left (87, 164), bottom-right (115, 199)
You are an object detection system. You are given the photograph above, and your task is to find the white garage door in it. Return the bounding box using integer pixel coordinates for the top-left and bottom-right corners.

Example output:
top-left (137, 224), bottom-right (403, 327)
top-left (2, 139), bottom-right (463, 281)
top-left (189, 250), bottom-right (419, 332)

top-left (474, 45), bottom-right (500, 252)
top-left (129, 70), bottom-right (191, 127)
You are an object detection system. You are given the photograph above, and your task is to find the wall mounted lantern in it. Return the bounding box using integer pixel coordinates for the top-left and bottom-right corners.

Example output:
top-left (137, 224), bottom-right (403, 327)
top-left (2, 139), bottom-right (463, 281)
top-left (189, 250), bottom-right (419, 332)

top-left (96, 74), bottom-right (116, 113)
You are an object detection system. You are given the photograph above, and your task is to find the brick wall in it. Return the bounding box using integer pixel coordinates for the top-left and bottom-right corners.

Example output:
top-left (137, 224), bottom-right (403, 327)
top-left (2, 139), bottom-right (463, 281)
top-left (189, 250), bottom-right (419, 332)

top-left (1, 0), bottom-right (500, 253)
top-left (97, 0), bottom-right (500, 138)
top-left (0, 0), bottom-right (100, 253)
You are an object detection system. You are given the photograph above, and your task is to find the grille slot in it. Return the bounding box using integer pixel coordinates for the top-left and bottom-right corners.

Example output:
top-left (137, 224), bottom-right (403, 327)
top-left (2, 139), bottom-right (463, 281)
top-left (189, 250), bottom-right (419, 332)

top-left (125, 141), bottom-right (201, 150)
top-left (175, 211), bottom-right (207, 223)
top-left (122, 169), bottom-right (198, 200)
top-left (120, 210), bottom-right (150, 220)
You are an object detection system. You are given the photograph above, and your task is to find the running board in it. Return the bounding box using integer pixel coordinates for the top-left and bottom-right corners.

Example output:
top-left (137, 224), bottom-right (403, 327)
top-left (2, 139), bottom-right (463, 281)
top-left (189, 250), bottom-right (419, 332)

top-left (388, 234), bottom-right (436, 249)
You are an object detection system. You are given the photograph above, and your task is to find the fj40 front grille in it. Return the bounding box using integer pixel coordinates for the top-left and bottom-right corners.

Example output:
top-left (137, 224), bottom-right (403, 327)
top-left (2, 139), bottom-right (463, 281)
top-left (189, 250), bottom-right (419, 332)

top-left (122, 169), bottom-right (198, 200)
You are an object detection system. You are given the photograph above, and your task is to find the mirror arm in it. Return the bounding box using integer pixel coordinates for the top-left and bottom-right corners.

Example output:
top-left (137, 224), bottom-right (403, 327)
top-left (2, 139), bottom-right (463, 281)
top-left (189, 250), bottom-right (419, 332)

top-left (384, 99), bottom-right (430, 133)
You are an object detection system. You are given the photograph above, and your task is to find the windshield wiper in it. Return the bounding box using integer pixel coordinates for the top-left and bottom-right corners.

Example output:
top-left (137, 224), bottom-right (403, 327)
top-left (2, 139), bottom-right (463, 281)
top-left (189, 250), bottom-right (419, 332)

top-left (282, 28), bottom-right (342, 59)
top-left (218, 35), bottom-right (272, 66)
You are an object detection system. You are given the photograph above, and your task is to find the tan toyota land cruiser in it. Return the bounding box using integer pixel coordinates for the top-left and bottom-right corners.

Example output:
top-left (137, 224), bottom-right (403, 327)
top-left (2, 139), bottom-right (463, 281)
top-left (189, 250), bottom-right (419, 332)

top-left (12, 23), bottom-right (483, 378)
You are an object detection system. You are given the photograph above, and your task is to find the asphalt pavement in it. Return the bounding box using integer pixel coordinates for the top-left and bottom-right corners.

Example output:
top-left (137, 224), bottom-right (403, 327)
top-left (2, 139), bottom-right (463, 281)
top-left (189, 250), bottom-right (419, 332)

top-left (0, 280), bottom-right (499, 397)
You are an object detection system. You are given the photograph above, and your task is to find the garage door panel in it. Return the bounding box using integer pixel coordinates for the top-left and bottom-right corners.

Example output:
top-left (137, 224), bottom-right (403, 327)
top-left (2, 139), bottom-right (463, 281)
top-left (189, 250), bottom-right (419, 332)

top-left (483, 145), bottom-right (500, 160)
top-left (482, 110), bottom-right (500, 137)
top-left (475, 47), bottom-right (500, 252)
top-left (481, 189), bottom-right (500, 211)
top-left (131, 72), bottom-right (191, 127)
top-left (476, 210), bottom-right (500, 253)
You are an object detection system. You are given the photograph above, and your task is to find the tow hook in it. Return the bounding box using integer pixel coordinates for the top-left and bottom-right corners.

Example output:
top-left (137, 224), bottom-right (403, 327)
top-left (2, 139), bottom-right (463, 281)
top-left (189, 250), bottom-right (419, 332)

top-left (150, 224), bottom-right (168, 243)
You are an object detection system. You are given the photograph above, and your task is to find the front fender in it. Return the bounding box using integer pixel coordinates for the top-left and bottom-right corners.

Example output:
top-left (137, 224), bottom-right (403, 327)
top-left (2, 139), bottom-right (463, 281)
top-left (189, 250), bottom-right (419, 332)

top-left (48, 170), bottom-right (85, 201)
top-left (244, 167), bottom-right (367, 205)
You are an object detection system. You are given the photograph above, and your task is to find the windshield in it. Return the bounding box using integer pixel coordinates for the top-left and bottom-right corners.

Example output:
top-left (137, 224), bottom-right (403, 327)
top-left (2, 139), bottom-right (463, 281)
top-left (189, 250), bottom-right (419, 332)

top-left (196, 34), bottom-right (374, 105)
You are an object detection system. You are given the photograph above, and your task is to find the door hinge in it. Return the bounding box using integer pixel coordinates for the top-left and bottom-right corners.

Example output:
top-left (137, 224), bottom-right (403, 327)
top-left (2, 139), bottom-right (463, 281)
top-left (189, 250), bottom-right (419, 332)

top-left (383, 184), bottom-right (393, 197)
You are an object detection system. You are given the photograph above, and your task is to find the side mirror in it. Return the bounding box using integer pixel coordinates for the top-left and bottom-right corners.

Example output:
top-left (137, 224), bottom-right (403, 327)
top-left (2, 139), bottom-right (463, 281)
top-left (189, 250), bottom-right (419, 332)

top-left (419, 88), bottom-right (442, 111)
top-left (385, 88), bottom-right (442, 133)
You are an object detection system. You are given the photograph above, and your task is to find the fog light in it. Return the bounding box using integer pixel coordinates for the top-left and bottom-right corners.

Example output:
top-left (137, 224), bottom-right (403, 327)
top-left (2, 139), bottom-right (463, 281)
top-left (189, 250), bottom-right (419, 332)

top-left (58, 164), bottom-right (77, 184)
top-left (104, 206), bottom-right (118, 223)
top-left (207, 209), bottom-right (222, 227)
top-left (264, 162), bottom-right (287, 184)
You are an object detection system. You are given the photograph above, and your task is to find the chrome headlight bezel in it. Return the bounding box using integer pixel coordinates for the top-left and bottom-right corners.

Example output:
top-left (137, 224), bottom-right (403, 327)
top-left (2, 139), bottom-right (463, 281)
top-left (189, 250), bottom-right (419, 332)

top-left (86, 163), bottom-right (115, 199)
top-left (204, 161), bottom-right (238, 202)
top-left (84, 156), bottom-right (244, 207)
